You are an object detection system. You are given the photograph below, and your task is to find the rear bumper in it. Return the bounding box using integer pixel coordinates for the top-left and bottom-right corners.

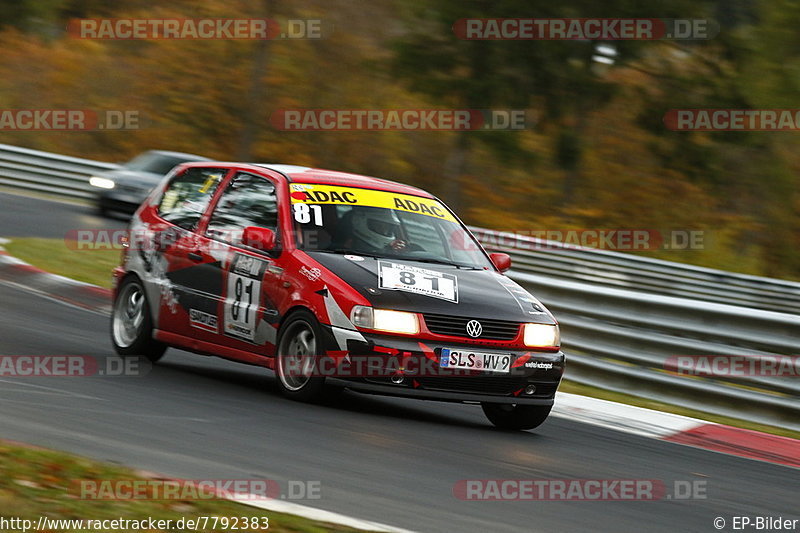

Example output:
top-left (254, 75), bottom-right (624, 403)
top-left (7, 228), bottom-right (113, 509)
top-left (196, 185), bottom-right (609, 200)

top-left (320, 327), bottom-right (565, 405)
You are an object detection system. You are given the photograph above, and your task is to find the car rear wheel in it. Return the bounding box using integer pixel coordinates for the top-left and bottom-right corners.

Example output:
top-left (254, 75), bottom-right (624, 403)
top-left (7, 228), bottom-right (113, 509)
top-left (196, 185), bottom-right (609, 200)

top-left (275, 310), bottom-right (327, 402)
top-left (111, 276), bottom-right (166, 362)
top-left (481, 403), bottom-right (552, 430)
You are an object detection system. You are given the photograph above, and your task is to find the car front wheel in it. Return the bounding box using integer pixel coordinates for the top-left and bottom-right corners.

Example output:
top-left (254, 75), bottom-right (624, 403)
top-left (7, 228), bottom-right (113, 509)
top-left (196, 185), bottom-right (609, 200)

top-left (275, 310), bottom-right (327, 402)
top-left (481, 403), bottom-right (552, 430)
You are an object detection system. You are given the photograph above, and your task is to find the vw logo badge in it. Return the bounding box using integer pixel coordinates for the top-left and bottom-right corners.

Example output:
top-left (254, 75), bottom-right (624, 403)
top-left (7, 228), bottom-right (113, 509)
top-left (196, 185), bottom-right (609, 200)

top-left (466, 320), bottom-right (483, 338)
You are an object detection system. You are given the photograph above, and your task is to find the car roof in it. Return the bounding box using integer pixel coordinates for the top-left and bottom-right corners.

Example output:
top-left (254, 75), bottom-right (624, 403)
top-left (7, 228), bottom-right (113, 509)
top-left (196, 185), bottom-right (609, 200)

top-left (179, 162), bottom-right (435, 198)
top-left (255, 164), bottom-right (435, 198)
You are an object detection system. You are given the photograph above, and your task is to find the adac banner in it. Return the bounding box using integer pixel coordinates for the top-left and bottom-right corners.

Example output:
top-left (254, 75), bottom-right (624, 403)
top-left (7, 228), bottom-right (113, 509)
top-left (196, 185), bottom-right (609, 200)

top-left (289, 183), bottom-right (457, 222)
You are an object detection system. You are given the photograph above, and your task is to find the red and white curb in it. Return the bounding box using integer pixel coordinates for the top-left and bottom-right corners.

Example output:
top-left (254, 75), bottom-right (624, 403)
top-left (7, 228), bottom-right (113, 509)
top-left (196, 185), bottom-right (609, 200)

top-left (552, 392), bottom-right (799, 469)
top-left (227, 497), bottom-right (417, 533)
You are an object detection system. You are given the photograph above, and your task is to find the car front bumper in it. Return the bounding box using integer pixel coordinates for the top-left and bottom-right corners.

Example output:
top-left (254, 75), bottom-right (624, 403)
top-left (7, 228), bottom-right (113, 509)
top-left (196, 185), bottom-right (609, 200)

top-left (320, 327), bottom-right (565, 405)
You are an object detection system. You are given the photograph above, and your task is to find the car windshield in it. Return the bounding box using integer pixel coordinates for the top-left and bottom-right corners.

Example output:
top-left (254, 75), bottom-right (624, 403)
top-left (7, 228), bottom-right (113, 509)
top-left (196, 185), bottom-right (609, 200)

top-left (290, 183), bottom-right (493, 269)
top-left (126, 153), bottom-right (199, 175)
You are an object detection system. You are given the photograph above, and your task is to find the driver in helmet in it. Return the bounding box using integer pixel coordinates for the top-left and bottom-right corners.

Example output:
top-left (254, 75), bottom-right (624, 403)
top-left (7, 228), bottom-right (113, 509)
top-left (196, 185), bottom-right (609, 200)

top-left (346, 206), bottom-right (408, 253)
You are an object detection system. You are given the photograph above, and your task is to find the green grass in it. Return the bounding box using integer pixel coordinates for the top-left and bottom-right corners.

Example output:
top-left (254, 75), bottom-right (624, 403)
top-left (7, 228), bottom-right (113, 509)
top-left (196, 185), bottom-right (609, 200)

top-left (4, 237), bottom-right (121, 289)
top-left (2, 238), bottom-right (797, 441)
top-left (0, 440), bottom-right (373, 533)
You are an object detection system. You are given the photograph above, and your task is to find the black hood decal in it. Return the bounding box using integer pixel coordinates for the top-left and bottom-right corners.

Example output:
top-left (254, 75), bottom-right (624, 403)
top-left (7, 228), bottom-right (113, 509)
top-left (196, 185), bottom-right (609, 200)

top-left (308, 252), bottom-right (554, 324)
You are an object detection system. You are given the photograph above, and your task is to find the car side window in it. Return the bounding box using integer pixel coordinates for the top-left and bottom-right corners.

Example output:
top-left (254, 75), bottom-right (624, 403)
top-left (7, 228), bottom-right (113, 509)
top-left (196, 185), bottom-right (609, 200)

top-left (206, 173), bottom-right (279, 245)
top-left (158, 167), bottom-right (225, 230)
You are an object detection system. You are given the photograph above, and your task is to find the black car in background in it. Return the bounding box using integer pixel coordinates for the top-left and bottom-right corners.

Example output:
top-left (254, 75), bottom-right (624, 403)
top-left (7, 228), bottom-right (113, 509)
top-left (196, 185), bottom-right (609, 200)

top-left (89, 150), bottom-right (210, 216)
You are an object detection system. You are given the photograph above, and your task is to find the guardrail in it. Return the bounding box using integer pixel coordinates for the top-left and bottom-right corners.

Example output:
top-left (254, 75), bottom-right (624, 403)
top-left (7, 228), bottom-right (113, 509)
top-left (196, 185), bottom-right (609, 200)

top-left (508, 272), bottom-right (800, 431)
top-left (470, 227), bottom-right (800, 315)
top-left (471, 231), bottom-right (800, 430)
top-left (0, 143), bottom-right (119, 199)
top-left (1, 143), bottom-right (798, 429)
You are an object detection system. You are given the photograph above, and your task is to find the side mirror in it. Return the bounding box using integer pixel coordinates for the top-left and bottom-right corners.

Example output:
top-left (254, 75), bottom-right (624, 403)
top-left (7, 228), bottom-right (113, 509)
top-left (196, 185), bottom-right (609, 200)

top-left (490, 252), bottom-right (511, 273)
top-left (243, 226), bottom-right (276, 251)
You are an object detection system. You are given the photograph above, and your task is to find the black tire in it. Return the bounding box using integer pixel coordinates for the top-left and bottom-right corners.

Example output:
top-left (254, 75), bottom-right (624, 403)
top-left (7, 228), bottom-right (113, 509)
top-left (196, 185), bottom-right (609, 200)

top-left (275, 309), bottom-right (327, 402)
top-left (111, 276), bottom-right (167, 362)
top-left (481, 403), bottom-right (552, 430)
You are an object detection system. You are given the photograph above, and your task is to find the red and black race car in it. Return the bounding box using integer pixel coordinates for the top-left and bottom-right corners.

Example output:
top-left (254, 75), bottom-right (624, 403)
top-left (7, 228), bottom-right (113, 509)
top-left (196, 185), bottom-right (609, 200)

top-left (110, 162), bottom-right (564, 429)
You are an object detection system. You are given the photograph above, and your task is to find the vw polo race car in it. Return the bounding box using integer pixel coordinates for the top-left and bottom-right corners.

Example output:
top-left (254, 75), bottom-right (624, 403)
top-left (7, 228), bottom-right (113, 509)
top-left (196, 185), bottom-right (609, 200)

top-left (110, 162), bottom-right (565, 429)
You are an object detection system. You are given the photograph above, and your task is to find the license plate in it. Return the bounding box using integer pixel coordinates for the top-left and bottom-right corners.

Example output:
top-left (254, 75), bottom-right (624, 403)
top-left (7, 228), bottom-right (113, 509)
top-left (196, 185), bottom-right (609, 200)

top-left (439, 348), bottom-right (511, 373)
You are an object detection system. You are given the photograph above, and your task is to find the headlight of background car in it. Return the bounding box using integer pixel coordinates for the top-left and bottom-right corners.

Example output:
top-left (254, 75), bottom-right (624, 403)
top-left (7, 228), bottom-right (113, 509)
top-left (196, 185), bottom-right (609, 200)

top-left (351, 306), bottom-right (419, 335)
top-left (523, 323), bottom-right (560, 348)
top-left (89, 176), bottom-right (116, 189)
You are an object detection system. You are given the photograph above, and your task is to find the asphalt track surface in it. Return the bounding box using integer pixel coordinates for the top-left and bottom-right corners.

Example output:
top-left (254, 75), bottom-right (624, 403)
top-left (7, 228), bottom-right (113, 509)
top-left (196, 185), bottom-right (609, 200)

top-left (0, 190), bottom-right (127, 238)
top-left (0, 191), bottom-right (797, 532)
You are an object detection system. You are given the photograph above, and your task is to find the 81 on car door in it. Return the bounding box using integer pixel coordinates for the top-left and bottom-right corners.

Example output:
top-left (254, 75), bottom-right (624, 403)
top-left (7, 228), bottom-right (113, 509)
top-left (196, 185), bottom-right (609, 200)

top-left (204, 172), bottom-right (284, 350)
top-left (224, 253), bottom-right (267, 342)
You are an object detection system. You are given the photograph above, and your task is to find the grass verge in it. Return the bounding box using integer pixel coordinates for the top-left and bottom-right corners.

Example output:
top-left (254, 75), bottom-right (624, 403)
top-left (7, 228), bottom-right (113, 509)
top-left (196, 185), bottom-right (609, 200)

top-left (4, 237), bottom-right (120, 289)
top-left (0, 440), bottom-right (373, 533)
top-left (2, 237), bottom-right (797, 441)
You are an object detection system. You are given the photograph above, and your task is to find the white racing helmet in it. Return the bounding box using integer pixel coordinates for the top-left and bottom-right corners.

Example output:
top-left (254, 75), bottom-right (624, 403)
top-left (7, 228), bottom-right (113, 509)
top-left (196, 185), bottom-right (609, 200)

top-left (351, 207), bottom-right (401, 248)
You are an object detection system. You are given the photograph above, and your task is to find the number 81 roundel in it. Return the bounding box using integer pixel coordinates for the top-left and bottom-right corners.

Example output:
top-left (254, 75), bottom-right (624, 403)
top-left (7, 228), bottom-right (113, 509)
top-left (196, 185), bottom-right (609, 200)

top-left (378, 261), bottom-right (458, 303)
top-left (225, 253), bottom-right (268, 342)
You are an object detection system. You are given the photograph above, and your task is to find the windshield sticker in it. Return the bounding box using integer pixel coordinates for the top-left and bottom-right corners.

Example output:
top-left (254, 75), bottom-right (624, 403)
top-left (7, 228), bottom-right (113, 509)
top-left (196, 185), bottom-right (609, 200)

top-left (290, 183), bottom-right (456, 222)
top-left (378, 261), bottom-right (458, 302)
top-left (293, 203), bottom-right (324, 226)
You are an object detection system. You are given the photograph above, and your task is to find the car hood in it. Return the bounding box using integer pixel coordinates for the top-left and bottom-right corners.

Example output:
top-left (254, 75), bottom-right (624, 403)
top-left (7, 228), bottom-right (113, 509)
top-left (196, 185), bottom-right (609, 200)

top-left (308, 252), bottom-right (555, 324)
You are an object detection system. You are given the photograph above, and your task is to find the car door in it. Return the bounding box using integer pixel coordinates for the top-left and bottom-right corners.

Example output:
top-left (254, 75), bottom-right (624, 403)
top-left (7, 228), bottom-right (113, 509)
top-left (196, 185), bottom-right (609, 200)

top-left (149, 165), bottom-right (230, 338)
top-left (197, 171), bottom-right (287, 355)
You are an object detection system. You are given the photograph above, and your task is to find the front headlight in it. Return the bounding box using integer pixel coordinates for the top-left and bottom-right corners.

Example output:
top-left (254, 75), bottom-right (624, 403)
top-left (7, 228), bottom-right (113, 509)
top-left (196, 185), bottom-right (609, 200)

top-left (351, 306), bottom-right (419, 335)
top-left (523, 323), bottom-right (560, 348)
top-left (89, 176), bottom-right (115, 189)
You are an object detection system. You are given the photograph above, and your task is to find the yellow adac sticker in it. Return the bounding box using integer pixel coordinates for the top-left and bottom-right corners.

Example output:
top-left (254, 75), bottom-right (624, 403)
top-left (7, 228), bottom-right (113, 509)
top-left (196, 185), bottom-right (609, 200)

top-left (289, 183), bottom-right (456, 222)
